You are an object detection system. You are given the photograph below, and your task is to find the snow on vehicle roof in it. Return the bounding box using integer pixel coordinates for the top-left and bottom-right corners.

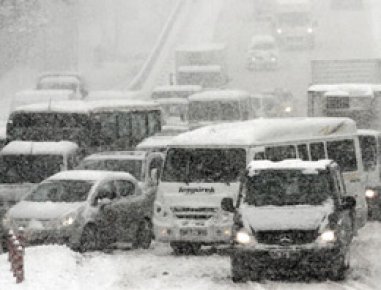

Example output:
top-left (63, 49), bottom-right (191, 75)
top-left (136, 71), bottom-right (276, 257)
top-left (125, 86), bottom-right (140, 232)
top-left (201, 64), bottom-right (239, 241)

top-left (169, 117), bottom-right (356, 147)
top-left (357, 129), bottom-right (381, 136)
top-left (39, 76), bottom-right (80, 84)
top-left (48, 170), bottom-right (135, 181)
top-left (178, 65), bottom-right (222, 73)
top-left (12, 99), bottom-right (160, 114)
top-left (308, 83), bottom-right (374, 95)
top-left (152, 85), bottom-right (202, 93)
top-left (324, 90), bottom-right (350, 97)
top-left (87, 90), bottom-right (145, 100)
top-left (1, 141), bottom-right (78, 156)
top-left (188, 90), bottom-right (250, 102)
top-left (251, 35), bottom-right (276, 44)
top-left (83, 151), bottom-right (147, 161)
top-left (176, 43), bottom-right (226, 52)
top-left (247, 159), bottom-right (334, 176)
top-left (155, 98), bottom-right (189, 105)
top-left (15, 90), bottom-right (74, 98)
top-left (136, 135), bottom-right (173, 149)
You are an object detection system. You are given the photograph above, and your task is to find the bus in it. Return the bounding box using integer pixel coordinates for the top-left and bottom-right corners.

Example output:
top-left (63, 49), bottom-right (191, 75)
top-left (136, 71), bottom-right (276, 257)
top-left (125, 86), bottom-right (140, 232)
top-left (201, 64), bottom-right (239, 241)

top-left (153, 117), bottom-right (367, 253)
top-left (6, 100), bottom-right (162, 152)
top-left (188, 90), bottom-right (262, 129)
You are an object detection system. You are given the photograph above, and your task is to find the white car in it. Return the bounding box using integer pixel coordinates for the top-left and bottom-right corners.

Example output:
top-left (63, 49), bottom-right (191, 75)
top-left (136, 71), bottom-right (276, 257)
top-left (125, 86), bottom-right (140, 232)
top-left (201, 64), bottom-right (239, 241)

top-left (2, 170), bottom-right (156, 252)
top-left (247, 35), bottom-right (279, 70)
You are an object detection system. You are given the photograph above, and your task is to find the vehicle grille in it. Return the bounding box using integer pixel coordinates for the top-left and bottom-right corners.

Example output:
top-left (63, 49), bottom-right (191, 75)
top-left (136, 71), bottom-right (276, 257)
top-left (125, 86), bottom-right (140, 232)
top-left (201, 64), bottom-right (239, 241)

top-left (326, 97), bottom-right (350, 109)
top-left (171, 207), bottom-right (217, 220)
top-left (255, 230), bottom-right (318, 245)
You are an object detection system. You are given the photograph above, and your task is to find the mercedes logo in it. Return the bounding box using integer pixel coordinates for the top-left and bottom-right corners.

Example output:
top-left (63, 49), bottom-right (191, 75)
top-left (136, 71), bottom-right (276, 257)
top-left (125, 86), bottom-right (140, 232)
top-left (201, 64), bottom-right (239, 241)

top-left (279, 234), bottom-right (293, 246)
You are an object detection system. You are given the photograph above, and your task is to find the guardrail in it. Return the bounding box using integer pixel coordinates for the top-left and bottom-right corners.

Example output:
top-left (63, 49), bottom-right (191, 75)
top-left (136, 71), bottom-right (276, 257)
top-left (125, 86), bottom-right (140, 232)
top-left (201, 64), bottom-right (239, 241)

top-left (128, 0), bottom-right (185, 90)
top-left (7, 228), bottom-right (25, 283)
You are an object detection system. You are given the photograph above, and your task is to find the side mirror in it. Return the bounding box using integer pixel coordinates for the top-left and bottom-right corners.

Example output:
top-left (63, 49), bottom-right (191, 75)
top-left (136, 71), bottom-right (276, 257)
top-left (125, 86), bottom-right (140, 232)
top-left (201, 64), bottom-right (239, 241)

top-left (221, 197), bottom-right (235, 213)
top-left (340, 196), bottom-right (356, 210)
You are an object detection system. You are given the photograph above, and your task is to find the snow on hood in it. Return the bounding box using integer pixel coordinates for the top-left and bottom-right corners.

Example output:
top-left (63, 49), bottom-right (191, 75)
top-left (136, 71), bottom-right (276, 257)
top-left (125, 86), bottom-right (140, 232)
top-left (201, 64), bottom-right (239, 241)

top-left (0, 183), bottom-right (35, 202)
top-left (9, 201), bottom-right (84, 220)
top-left (240, 199), bottom-right (334, 231)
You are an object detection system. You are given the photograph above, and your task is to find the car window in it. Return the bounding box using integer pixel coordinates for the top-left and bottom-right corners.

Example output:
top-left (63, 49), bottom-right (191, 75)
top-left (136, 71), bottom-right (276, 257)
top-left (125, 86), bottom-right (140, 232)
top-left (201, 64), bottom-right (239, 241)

top-left (114, 180), bottom-right (135, 197)
top-left (96, 181), bottom-right (117, 200)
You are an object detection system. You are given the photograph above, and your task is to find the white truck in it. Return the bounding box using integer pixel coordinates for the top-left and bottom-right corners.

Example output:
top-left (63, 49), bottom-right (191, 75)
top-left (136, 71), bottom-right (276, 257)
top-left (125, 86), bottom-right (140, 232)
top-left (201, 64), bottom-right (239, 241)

top-left (273, 0), bottom-right (316, 49)
top-left (308, 59), bottom-right (381, 130)
top-left (174, 44), bottom-right (228, 88)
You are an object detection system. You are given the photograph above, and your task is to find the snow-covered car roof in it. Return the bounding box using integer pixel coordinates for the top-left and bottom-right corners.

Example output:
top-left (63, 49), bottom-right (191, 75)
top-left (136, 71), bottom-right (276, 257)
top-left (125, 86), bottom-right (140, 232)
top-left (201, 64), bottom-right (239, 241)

top-left (155, 98), bottom-right (189, 105)
top-left (169, 117), bottom-right (357, 147)
top-left (1, 141), bottom-right (78, 156)
top-left (39, 76), bottom-right (80, 85)
top-left (136, 135), bottom-right (173, 150)
top-left (152, 85), bottom-right (202, 93)
top-left (357, 129), bottom-right (381, 136)
top-left (176, 43), bottom-right (226, 52)
top-left (12, 99), bottom-right (160, 114)
top-left (177, 65), bottom-right (222, 73)
top-left (247, 159), bottom-right (335, 176)
top-left (188, 90), bottom-right (250, 102)
top-left (47, 170), bottom-right (135, 182)
top-left (83, 151), bottom-right (148, 161)
top-left (87, 90), bottom-right (145, 100)
top-left (15, 89), bottom-right (74, 99)
top-left (37, 71), bottom-right (84, 82)
top-left (308, 83), bottom-right (374, 95)
top-left (251, 35), bottom-right (276, 44)
top-left (324, 90), bottom-right (351, 97)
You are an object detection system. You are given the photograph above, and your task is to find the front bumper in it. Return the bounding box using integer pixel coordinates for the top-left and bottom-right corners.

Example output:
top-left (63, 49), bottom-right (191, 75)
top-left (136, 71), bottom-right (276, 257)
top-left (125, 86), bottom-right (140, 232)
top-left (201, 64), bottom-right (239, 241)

top-left (153, 218), bottom-right (232, 244)
top-left (230, 244), bottom-right (341, 271)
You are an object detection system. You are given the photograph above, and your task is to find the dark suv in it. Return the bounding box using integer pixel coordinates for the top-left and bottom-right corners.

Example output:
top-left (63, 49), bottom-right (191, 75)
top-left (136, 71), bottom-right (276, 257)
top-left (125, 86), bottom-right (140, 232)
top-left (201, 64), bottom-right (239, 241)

top-left (222, 159), bottom-right (356, 282)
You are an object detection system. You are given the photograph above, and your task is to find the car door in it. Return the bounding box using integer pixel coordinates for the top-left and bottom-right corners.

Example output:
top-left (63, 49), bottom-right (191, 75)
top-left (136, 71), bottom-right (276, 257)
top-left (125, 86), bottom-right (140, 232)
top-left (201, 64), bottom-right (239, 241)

top-left (113, 179), bottom-right (147, 243)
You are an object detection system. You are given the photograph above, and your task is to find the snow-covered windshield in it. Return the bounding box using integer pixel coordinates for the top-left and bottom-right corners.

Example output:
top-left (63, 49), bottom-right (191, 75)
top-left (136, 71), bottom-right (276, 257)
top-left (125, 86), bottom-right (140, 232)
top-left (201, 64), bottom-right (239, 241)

top-left (245, 170), bottom-right (332, 206)
top-left (25, 180), bottom-right (94, 202)
top-left (188, 101), bottom-right (241, 121)
top-left (162, 148), bottom-right (246, 183)
top-left (77, 159), bottom-right (143, 180)
top-left (278, 13), bottom-right (310, 27)
top-left (0, 155), bottom-right (64, 184)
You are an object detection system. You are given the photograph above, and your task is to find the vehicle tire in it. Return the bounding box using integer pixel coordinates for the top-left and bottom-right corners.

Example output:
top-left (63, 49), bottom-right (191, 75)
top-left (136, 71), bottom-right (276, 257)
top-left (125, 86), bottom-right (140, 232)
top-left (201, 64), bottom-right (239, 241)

top-left (132, 219), bottom-right (153, 249)
top-left (79, 224), bottom-right (100, 252)
top-left (170, 242), bottom-right (201, 255)
top-left (328, 249), bottom-right (350, 281)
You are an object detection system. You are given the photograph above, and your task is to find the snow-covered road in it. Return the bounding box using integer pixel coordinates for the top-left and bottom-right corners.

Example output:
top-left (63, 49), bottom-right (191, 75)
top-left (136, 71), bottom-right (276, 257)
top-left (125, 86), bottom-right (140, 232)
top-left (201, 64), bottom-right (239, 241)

top-left (1, 222), bottom-right (381, 290)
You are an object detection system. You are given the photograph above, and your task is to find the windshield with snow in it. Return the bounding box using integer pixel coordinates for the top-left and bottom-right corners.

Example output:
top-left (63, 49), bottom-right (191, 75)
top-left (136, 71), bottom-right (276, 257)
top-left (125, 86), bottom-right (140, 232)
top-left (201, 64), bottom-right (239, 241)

top-left (0, 155), bottom-right (64, 184)
top-left (162, 148), bottom-right (246, 183)
top-left (77, 159), bottom-right (143, 180)
top-left (245, 170), bottom-right (333, 206)
top-left (188, 101), bottom-right (241, 122)
top-left (25, 180), bottom-right (94, 202)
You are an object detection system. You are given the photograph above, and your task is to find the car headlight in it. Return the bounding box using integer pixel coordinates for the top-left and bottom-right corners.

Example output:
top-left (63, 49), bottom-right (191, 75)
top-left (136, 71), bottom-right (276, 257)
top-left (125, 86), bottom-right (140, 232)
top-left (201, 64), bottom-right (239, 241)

top-left (61, 213), bottom-right (77, 227)
top-left (318, 230), bottom-right (336, 243)
top-left (365, 189), bottom-right (376, 199)
top-left (271, 57), bottom-right (277, 62)
top-left (235, 229), bottom-right (253, 244)
top-left (307, 27), bottom-right (313, 34)
top-left (277, 28), bottom-right (282, 34)
top-left (284, 106), bottom-right (292, 113)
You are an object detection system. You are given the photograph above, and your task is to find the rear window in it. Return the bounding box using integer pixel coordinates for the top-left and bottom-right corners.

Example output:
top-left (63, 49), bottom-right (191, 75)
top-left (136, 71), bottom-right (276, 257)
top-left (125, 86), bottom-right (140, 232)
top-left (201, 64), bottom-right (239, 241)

top-left (327, 139), bottom-right (357, 172)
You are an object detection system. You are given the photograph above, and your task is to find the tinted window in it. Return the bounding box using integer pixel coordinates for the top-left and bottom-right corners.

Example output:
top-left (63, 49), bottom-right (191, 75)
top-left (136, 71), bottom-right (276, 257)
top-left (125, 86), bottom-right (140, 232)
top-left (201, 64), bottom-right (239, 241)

top-left (265, 145), bottom-right (296, 161)
top-left (310, 142), bottom-right (325, 161)
top-left (297, 144), bottom-right (309, 161)
top-left (359, 135), bottom-right (377, 171)
top-left (327, 139), bottom-right (357, 172)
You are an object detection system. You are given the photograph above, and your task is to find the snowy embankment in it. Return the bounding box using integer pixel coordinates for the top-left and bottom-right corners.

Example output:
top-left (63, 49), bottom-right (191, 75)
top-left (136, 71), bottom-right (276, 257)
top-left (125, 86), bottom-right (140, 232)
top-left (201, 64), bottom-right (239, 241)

top-left (1, 223), bottom-right (381, 290)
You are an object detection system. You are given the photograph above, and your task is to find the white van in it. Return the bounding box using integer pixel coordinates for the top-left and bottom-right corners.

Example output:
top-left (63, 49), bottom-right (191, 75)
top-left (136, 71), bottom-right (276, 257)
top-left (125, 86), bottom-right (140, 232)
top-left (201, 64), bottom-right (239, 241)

top-left (153, 118), bottom-right (366, 253)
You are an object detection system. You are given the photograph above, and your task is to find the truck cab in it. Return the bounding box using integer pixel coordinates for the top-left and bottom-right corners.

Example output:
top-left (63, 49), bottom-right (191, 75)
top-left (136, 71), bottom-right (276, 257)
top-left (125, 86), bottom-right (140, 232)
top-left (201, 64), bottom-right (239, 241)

top-left (225, 159), bottom-right (356, 282)
top-left (273, 0), bottom-right (316, 49)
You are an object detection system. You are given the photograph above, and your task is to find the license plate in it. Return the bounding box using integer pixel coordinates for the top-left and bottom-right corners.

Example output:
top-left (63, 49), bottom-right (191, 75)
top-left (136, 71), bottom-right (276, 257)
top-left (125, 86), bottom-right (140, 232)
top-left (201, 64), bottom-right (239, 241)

top-left (180, 228), bottom-right (207, 237)
top-left (269, 250), bottom-right (290, 259)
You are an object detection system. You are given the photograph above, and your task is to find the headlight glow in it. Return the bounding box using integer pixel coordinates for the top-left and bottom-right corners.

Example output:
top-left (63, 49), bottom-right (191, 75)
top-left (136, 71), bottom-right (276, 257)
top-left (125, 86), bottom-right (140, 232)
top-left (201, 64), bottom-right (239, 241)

top-left (307, 27), bottom-right (313, 34)
top-left (319, 230), bottom-right (336, 243)
top-left (365, 189), bottom-right (376, 198)
top-left (236, 229), bottom-right (252, 244)
top-left (62, 216), bottom-right (75, 227)
top-left (277, 28), bottom-right (282, 34)
top-left (284, 106), bottom-right (292, 113)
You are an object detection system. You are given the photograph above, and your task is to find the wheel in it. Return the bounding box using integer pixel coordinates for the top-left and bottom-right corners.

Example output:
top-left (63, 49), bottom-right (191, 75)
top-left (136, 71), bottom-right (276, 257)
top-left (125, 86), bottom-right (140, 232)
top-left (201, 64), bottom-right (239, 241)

top-left (328, 249), bottom-right (350, 281)
top-left (79, 224), bottom-right (100, 252)
top-left (170, 242), bottom-right (201, 255)
top-left (132, 219), bottom-right (153, 249)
